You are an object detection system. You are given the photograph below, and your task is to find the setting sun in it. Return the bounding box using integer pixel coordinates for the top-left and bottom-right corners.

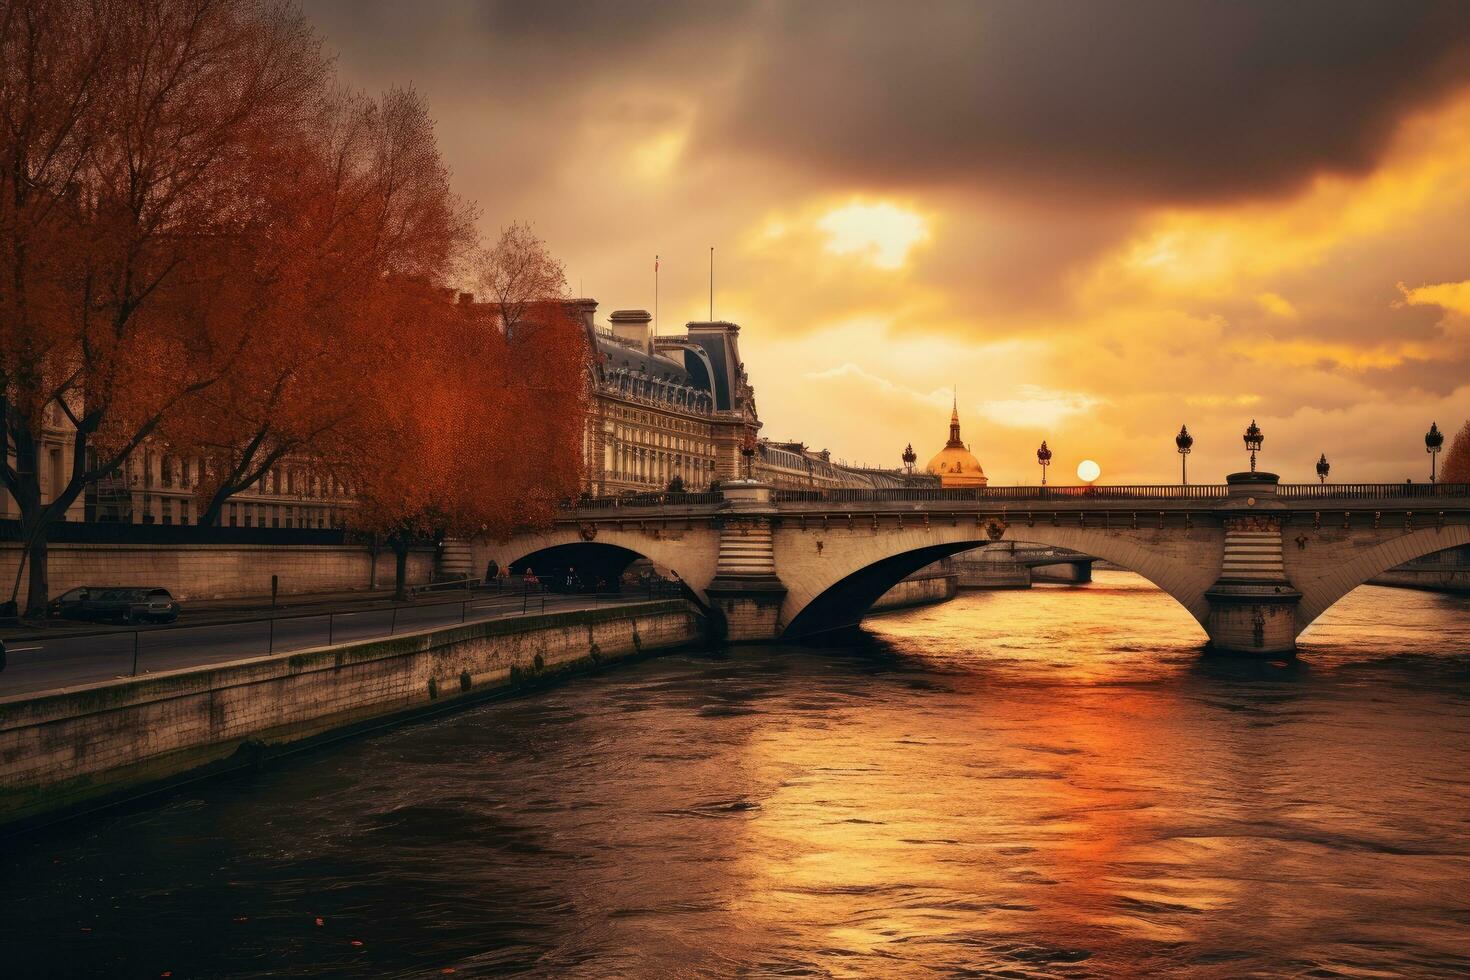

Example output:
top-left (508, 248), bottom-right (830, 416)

top-left (815, 200), bottom-right (929, 270)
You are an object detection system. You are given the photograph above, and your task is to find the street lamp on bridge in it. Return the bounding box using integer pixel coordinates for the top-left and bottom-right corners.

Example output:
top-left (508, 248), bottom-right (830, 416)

top-left (1243, 419), bottom-right (1264, 473)
top-left (1175, 424), bottom-right (1193, 484)
top-left (1316, 453), bottom-right (1330, 483)
top-left (741, 430), bottom-right (757, 481)
top-left (1426, 422), bottom-right (1444, 483)
top-left (1036, 440), bottom-right (1052, 485)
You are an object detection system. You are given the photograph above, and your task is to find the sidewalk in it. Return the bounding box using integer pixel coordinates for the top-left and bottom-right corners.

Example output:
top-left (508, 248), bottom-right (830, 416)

top-left (0, 581), bottom-right (528, 643)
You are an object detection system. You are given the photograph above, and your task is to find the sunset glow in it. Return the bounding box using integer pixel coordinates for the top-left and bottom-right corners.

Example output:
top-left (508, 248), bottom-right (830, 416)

top-left (304, 0), bottom-right (1470, 484)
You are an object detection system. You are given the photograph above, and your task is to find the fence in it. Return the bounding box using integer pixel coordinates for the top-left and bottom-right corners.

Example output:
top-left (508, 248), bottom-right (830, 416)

top-left (1, 577), bottom-right (689, 691)
top-left (0, 518), bottom-right (354, 546)
top-left (565, 483), bottom-right (1470, 508)
top-left (1276, 483), bottom-right (1470, 500)
top-left (769, 485), bottom-right (1232, 504)
top-left (569, 491), bottom-right (722, 510)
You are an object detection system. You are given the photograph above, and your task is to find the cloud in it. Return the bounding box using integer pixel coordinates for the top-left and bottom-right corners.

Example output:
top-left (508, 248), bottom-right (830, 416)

top-left (815, 201), bottom-right (930, 270)
top-left (1400, 278), bottom-right (1470, 315)
top-left (298, 0), bottom-right (1470, 483)
top-left (716, 1), bottom-right (1470, 204)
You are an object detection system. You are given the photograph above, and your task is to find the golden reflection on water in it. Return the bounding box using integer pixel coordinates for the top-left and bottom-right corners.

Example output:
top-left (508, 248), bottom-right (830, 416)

top-left (5, 571), bottom-right (1468, 978)
top-left (727, 572), bottom-right (1470, 975)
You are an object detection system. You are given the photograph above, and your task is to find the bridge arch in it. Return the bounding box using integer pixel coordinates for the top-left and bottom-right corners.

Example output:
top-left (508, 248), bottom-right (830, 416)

top-left (482, 524), bottom-right (722, 599)
top-left (773, 523), bottom-right (1224, 638)
top-left (1290, 526), bottom-right (1470, 630)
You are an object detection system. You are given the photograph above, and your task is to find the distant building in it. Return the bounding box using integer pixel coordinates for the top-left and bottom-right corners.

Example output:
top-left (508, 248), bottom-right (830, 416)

top-left (575, 303), bottom-right (758, 495)
top-left (1, 408), bottom-right (346, 530)
top-left (926, 399), bottom-right (988, 487)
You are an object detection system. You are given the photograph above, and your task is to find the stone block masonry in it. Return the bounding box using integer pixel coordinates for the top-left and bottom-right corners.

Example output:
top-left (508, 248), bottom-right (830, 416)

top-left (870, 570), bottom-right (958, 612)
top-left (0, 600), bottom-right (702, 830)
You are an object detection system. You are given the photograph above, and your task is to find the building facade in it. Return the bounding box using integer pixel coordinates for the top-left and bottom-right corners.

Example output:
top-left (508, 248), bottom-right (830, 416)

top-left (5, 294), bottom-right (926, 526)
top-left (577, 302), bottom-right (760, 496)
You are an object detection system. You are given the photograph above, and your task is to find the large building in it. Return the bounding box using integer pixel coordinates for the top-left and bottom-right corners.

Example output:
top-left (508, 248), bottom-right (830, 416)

top-left (573, 300), bottom-right (933, 495)
top-left (3, 295), bottom-right (923, 527)
top-left (1, 410), bottom-right (347, 530)
top-left (575, 303), bottom-right (758, 495)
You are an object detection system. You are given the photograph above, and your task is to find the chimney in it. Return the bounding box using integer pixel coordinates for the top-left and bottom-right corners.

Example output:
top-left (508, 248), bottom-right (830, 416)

top-left (609, 309), bottom-right (653, 354)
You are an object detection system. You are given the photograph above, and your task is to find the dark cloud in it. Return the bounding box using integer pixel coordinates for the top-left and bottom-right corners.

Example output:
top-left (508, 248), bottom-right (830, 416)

top-left (716, 1), bottom-right (1470, 203)
top-left (305, 1), bottom-right (1470, 205)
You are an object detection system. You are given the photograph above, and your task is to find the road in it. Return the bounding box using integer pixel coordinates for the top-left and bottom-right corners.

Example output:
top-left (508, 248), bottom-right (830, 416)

top-left (0, 591), bottom-right (654, 699)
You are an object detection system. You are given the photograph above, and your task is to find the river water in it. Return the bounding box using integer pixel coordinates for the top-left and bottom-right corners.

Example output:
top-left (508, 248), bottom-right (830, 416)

top-left (4, 571), bottom-right (1470, 978)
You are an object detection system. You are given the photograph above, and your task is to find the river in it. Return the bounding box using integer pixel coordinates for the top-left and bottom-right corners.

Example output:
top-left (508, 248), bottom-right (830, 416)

top-left (3, 571), bottom-right (1469, 978)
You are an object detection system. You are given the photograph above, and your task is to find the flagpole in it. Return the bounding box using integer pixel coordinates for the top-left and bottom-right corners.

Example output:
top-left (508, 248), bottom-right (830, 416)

top-left (654, 254), bottom-right (659, 339)
top-left (709, 246), bottom-right (714, 320)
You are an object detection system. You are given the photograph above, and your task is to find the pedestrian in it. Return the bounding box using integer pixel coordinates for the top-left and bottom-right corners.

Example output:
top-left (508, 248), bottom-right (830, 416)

top-left (486, 558), bottom-right (499, 584)
top-left (565, 567), bottom-right (578, 591)
top-left (498, 563), bottom-right (510, 587)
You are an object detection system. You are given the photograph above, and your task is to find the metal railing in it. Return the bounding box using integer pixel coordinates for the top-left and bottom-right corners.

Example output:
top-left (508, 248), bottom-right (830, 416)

top-left (1277, 483), bottom-right (1470, 500)
top-left (769, 485), bottom-right (1231, 504)
top-left (0, 578), bottom-right (688, 690)
top-left (570, 491), bottom-right (722, 510)
top-left (562, 483), bottom-right (1470, 510)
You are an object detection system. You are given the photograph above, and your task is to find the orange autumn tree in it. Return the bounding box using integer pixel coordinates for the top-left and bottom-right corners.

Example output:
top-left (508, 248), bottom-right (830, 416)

top-left (0, 0), bottom-right (329, 615)
top-left (1443, 420), bottom-right (1470, 484)
top-left (344, 225), bottom-right (588, 600)
top-left (159, 86), bottom-right (475, 526)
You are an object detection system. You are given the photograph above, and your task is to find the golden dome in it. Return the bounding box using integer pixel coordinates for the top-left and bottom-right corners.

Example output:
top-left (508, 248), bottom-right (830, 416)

top-left (926, 399), bottom-right (988, 487)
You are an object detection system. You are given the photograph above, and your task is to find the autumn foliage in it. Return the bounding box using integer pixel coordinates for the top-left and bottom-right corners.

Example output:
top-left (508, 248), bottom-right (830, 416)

top-left (1442, 420), bottom-right (1470, 484)
top-left (342, 229), bottom-right (588, 598)
top-left (0, 0), bottom-right (587, 613)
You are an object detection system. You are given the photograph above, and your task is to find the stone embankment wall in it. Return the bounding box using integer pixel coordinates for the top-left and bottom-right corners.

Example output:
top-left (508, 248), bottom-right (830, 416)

top-left (870, 570), bottom-right (959, 612)
top-left (0, 542), bottom-right (436, 605)
top-left (0, 600), bottom-right (700, 829)
top-left (952, 558), bottom-right (1033, 589)
top-left (1369, 567), bottom-right (1470, 593)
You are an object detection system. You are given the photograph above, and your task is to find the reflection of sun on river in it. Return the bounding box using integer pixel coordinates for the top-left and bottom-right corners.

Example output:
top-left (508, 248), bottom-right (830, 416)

top-left (2, 571), bottom-right (1468, 978)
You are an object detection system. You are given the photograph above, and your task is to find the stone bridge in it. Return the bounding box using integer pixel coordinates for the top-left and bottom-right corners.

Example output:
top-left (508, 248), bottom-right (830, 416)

top-left (485, 473), bottom-right (1470, 656)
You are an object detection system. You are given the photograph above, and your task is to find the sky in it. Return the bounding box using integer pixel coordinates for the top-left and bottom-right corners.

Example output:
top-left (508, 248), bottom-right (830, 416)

top-left (303, 0), bottom-right (1470, 485)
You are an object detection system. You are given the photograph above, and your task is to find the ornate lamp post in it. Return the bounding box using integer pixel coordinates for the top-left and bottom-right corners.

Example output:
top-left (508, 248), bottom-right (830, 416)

top-left (1036, 440), bottom-right (1052, 485)
top-left (1175, 424), bottom-right (1193, 484)
top-left (741, 429), bottom-right (757, 481)
top-left (902, 443), bottom-right (917, 476)
top-left (1243, 419), bottom-right (1264, 473)
top-left (1316, 453), bottom-right (1330, 484)
top-left (1426, 422), bottom-right (1444, 483)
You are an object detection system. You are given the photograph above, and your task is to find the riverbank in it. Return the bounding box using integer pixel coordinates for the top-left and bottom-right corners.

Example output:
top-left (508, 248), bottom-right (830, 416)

top-left (0, 599), bottom-right (702, 831)
top-left (870, 569), bottom-right (959, 613)
top-left (1369, 566), bottom-right (1470, 594)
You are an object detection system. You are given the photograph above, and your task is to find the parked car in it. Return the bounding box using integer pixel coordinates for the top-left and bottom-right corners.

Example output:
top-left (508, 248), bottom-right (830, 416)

top-left (48, 587), bottom-right (181, 624)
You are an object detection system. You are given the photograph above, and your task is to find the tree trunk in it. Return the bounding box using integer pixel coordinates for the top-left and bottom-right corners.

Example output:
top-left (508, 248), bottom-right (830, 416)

top-left (391, 537), bottom-right (409, 602)
top-left (200, 491), bottom-right (228, 527)
top-left (25, 535), bottom-right (48, 619)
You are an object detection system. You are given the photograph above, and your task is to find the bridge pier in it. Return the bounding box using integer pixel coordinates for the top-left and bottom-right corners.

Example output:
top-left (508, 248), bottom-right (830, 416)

top-left (1203, 473), bottom-right (1301, 657)
top-left (702, 481), bottom-right (788, 642)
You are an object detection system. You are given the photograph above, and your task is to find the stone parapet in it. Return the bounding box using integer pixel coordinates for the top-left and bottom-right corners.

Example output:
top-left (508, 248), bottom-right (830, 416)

top-left (0, 600), bottom-right (701, 830)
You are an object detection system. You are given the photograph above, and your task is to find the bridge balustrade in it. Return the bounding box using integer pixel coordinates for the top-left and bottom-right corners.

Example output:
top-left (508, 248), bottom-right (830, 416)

top-left (567, 491), bottom-right (722, 510)
top-left (769, 485), bottom-right (1231, 504)
top-left (1277, 483), bottom-right (1470, 500)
